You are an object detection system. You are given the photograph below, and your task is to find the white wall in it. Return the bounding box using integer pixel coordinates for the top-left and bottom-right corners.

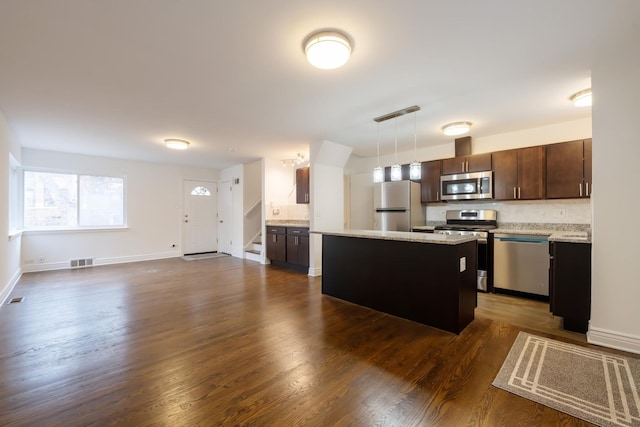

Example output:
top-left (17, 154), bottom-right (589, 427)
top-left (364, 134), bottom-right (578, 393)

top-left (20, 149), bottom-right (218, 271)
top-left (0, 109), bottom-right (22, 304)
top-left (588, 1), bottom-right (640, 353)
top-left (263, 158), bottom-right (309, 221)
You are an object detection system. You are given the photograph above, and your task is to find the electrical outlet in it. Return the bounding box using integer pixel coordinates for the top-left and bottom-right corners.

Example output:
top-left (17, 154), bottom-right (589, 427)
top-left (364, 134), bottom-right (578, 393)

top-left (460, 257), bottom-right (466, 272)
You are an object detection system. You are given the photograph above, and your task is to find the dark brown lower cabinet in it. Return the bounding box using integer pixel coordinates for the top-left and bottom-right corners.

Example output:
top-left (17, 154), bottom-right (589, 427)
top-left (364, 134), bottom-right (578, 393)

top-left (550, 241), bottom-right (591, 333)
top-left (266, 226), bottom-right (286, 262)
top-left (267, 226), bottom-right (309, 272)
top-left (286, 227), bottom-right (309, 268)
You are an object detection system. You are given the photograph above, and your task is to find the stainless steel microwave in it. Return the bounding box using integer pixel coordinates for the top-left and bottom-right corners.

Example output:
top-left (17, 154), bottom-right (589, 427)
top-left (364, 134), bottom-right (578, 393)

top-left (440, 171), bottom-right (493, 201)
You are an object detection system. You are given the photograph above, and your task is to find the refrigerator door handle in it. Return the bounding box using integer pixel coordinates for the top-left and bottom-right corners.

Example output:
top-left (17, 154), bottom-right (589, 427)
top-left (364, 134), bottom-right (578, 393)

top-left (375, 208), bottom-right (407, 213)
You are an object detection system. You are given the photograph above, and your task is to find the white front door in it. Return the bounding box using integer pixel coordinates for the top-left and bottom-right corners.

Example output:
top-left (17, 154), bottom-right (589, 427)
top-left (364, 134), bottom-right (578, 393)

top-left (183, 180), bottom-right (218, 255)
top-left (218, 180), bottom-right (232, 255)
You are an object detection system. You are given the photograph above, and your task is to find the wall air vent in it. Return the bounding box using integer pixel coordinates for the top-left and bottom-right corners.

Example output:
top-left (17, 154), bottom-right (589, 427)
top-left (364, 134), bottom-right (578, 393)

top-left (70, 258), bottom-right (94, 268)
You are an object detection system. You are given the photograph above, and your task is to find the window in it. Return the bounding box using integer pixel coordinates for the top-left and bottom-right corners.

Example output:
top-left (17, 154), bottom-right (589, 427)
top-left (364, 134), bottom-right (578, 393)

top-left (190, 186), bottom-right (211, 196)
top-left (23, 170), bottom-right (124, 229)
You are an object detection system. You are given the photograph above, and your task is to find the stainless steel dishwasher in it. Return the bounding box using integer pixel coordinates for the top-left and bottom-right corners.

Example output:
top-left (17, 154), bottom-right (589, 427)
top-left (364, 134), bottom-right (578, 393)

top-left (493, 233), bottom-right (550, 296)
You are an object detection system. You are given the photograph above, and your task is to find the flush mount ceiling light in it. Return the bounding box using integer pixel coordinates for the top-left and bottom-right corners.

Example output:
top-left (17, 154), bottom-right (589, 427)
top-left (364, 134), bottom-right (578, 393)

top-left (165, 139), bottom-right (190, 150)
top-left (570, 88), bottom-right (592, 107)
top-left (442, 121), bottom-right (472, 136)
top-left (304, 30), bottom-right (351, 70)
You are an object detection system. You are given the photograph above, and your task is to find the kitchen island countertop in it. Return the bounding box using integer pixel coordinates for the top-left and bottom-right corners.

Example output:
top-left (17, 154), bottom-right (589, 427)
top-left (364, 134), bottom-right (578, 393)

top-left (311, 229), bottom-right (477, 245)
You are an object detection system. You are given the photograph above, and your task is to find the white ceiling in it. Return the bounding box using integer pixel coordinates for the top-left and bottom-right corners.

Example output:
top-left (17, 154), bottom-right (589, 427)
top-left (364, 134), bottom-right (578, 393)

top-left (0, 1), bottom-right (612, 169)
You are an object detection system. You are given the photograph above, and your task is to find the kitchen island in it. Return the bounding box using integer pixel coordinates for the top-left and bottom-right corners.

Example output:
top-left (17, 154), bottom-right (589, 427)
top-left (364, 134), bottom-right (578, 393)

top-left (313, 229), bottom-right (478, 334)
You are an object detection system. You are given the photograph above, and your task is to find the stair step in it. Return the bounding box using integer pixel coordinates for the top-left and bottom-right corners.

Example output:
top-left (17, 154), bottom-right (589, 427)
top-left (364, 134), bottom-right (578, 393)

top-left (245, 249), bottom-right (260, 255)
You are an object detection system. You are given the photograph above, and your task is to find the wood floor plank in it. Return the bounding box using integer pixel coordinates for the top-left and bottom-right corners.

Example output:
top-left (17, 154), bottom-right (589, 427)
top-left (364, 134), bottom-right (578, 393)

top-left (1, 257), bottom-right (634, 426)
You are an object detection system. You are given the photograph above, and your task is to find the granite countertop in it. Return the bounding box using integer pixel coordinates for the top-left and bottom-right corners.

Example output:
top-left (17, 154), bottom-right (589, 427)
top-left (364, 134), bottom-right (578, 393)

top-left (491, 223), bottom-right (591, 244)
top-left (266, 220), bottom-right (309, 228)
top-left (311, 229), bottom-right (477, 245)
top-left (412, 225), bottom-right (436, 231)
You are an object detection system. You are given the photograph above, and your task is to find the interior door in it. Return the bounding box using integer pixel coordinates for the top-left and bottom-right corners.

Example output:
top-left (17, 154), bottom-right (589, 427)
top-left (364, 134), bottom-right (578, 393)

top-left (218, 180), bottom-right (233, 255)
top-left (183, 180), bottom-right (218, 255)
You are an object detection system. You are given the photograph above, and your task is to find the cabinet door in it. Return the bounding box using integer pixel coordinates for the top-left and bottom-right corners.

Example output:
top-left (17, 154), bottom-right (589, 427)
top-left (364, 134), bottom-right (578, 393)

top-left (441, 157), bottom-right (466, 175)
top-left (546, 140), bottom-right (584, 198)
top-left (420, 160), bottom-right (441, 202)
top-left (286, 235), bottom-right (299, 265)
top-left (518, 146), bottom-right (545, 200)
top-left (286, 234), bottom-right (309, 267)
top-left (266, 232), bottom-right (286, 262)
top-left (442, 153), bottom-right (492, 175)
top-left (296, 167), bottom-right (310, 204)
top-left (583, 139), bottom-right (592, 197)
top-left (466, 153), bottom-right (492, 172)
top-left (492, 149), bottom-right (518, 200)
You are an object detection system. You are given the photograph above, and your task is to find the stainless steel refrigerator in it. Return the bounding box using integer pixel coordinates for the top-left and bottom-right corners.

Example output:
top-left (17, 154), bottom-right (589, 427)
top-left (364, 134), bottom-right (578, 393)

top-left (373, 181), bottom-right (424, 231)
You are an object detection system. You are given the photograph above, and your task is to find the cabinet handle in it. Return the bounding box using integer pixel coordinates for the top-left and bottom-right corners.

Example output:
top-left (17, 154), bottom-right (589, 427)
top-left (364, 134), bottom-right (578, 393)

top-left (466, 161), bottom-right (469, 172)
top-left (579, 183), bottom-right (583, 197)
top-left (586, 182), bottom-right (589, 196)
top-left (272, 235), bottom-right (276, 243)
top-left (518, 187), bottom-right (521, 199)
top-left (462, 161), bottom-right (465, 172)
top-left (436, 191), bottom-right (439, 201)
top-left (513, 187), bottom-right (517, 199)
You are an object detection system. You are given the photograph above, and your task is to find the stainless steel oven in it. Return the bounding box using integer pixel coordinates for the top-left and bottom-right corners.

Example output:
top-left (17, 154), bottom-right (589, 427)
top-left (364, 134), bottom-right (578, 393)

top-left (434, 209), bottom-right (497, 291)
top-left (440, 171), bottom-right (493, 201)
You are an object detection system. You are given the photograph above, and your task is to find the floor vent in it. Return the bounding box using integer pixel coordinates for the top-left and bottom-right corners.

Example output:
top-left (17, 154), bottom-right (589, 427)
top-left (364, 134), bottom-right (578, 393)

top-left (70, 258), bottom-right (94, 268)
top-left (8, 297), bottom-right (24, 304)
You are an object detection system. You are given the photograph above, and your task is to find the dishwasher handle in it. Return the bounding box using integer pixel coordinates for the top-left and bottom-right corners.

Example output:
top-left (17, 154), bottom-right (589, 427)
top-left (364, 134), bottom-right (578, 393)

top-left (494, 236), bottom-right (548, 244)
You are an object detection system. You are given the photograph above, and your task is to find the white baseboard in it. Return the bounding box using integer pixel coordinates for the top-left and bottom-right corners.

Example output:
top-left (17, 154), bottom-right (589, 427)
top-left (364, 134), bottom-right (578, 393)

top-left (0, 267), bottom-right (23, 306)
top-left (308, 267), bottom-right (322, 277)
top-left (587, 326), bottom-right (640, 355)
top-left (22, 251), bottom-right (181, 273)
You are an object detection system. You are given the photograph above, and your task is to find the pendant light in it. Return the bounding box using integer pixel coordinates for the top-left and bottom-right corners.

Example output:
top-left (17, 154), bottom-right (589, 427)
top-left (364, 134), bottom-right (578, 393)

top-left (390, 117), bottom-right (402, 181)
top-left (373, 122), bottom-right (384, 183)
top-left (409, 111), bottom-right (421, 180)
top-left (372, 105), bottom-right (421, 183)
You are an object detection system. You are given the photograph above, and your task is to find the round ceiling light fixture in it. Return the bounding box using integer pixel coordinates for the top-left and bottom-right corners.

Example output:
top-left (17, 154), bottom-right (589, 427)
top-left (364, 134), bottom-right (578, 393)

top-left (570, 88), bottom-right (592, 107)
top-left (165, 138), bottom-right (190, 150)
top-left (304, 30), bottom-right (352, 70)
top-left (442, 121), bottom-right (472, 136)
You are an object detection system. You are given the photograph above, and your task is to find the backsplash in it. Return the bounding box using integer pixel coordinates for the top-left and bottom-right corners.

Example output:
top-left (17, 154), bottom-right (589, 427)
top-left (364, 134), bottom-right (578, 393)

top-left (425, 199), bottom-right (591, 225)
top-left (266, 203), bottom-right (310, 221)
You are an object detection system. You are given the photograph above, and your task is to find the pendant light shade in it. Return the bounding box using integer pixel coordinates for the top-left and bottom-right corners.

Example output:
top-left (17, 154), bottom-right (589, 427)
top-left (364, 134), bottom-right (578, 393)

top-left (373, 122), bottom-right (384, 183)
top-left (390, 117), bottom-right (402, 181)
top-left (304, 31), bottom-right (352, 70)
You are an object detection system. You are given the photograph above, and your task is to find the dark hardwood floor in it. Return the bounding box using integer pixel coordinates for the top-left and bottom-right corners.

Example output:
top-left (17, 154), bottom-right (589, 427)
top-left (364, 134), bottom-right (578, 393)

top-left (0, 257), bottom-right (625, 426)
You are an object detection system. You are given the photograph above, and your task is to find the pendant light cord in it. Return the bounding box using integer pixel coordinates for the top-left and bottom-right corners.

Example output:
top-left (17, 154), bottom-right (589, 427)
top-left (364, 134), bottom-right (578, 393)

top-left (394, 117), bottom-right (398, 163)
top-left (413, 111), bottom-right (417, 160)
top-left (376, 123), bottom-right (380, 167)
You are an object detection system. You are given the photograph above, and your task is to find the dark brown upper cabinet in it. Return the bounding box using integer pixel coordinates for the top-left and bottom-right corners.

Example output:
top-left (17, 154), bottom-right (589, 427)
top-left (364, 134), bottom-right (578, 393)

top-left (420, 160), bottom-right (441, 203)
top-left (296, 167), bottom-right (310, 204)
top-left (441, 153), bottom-right (492, 175)
top-left (493, 146), bottom-right (545, 200)
top-left (546, 139), bottom-right (592, 199)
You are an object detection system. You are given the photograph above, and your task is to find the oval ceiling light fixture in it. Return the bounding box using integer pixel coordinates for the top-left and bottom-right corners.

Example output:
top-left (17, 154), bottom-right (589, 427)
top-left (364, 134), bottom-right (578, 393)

top-left (304, 30), bottom-right (352, 70)
top-left (570, 88), bottom-right (592, 107)
top-left (442, 121), bottom-right (472, 136)
top-left (165, 138), bottom-right (190, 150)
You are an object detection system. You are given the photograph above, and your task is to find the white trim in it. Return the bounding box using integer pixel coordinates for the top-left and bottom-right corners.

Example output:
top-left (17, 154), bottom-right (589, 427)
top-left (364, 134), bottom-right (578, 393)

top-left (8, 230), bottom-right (23, 241)
top-left (23, 227), bottom-right (129, 235)
top-left (1, 268), bottom-right (23, 307)
top-left (308, 267), bottom-right (322, 277)
top-left (22, 251), bottom-right (181, 273)
top-left (587, 325), bottom-right (640, 355)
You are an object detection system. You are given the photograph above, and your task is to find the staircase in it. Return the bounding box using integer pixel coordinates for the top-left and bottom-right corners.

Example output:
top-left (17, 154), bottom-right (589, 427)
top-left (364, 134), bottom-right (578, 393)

top-left (244, 232), bottom-right (263, 262)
